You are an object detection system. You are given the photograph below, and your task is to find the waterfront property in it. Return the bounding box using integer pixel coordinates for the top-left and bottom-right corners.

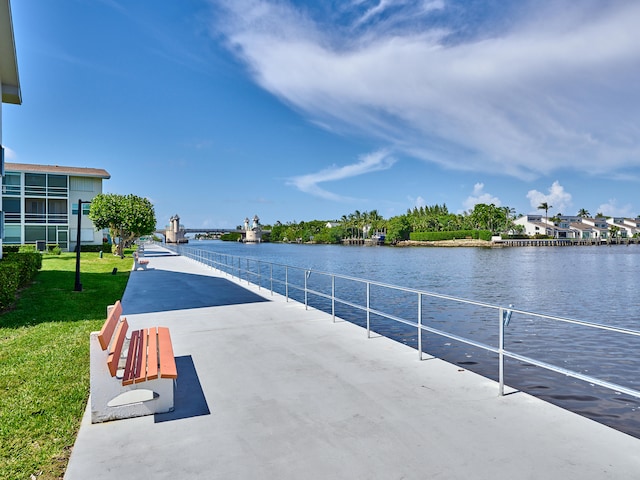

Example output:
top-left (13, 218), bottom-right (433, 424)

top-left (0, 0), bottom-right (22, 259)
top-left (2, 162), bottom-right (110, 251)
top-left (514, 214), bottom-right (640, 240)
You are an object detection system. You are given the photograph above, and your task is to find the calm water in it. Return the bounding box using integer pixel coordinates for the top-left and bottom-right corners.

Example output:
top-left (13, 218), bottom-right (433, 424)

top-left (179, 240), bottom-right (640, 437)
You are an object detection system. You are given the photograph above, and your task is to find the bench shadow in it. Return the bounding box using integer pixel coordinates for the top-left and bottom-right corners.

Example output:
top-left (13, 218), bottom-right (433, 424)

top-left (122, 271), bottom-right (269, 315)
top-left (155, 355), bottom-right (210, 423)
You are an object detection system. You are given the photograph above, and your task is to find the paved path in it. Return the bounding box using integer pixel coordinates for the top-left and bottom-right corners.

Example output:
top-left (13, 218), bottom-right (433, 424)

top-left (65, 244), bottom-right (640, 479)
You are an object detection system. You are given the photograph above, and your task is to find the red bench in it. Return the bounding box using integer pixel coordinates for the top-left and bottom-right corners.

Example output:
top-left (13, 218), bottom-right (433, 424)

top-left (90, 300), bottom-right (177, 423)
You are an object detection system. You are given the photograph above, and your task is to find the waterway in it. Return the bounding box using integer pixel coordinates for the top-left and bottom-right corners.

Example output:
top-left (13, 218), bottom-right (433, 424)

top-left (179, 240), bottom-right (640, 437)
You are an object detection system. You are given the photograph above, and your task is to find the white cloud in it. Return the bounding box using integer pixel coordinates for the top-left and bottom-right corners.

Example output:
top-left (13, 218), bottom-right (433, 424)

top-left (287, 149), bottom-right (397, 200)
top-left (3, 146), bottom-right (17, 160)
top-left (355, 0), bottom-right (444, 28)
top-left (596, 199), bottom-right (634, 218)
top-left (526, 180), bottom-right (572, 214)
top-left (211, 0), bottom-right (640, 180)
top-left (406, 195), bottom-right (426, 208)
top-left (463, 182), bottom-right (501, 211)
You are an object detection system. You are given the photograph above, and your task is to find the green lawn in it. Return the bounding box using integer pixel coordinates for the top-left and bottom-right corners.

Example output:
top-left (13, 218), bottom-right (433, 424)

top-left (0, 251), bottom-right (133, 479)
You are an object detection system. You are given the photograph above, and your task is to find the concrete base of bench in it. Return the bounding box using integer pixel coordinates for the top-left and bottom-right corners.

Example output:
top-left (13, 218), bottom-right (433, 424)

top-left (89, 331), bottom-right (175, 423)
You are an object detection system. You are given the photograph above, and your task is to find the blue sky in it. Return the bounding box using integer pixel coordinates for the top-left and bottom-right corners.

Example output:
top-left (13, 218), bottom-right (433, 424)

top-left (5, 0), bottom-right (640, 229)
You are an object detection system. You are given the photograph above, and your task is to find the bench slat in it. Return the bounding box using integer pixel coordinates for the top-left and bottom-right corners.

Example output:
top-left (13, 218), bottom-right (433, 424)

top-left (98, 301), bottom-right (123, 350)
top-left (158, 327), bottom-right (177, 379)
top-left (122, 329), bottom-right (141, 386)
top-left (147, 327), bottom-right (159, 380)
top-left (107, 317), bottom-right (128, 377)
top-left (133, 329), bottom-right (148, 384)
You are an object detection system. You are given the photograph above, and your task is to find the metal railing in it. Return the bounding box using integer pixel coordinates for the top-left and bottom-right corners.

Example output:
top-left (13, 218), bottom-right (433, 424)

top-left (167, 244), bottom-right (640, 400)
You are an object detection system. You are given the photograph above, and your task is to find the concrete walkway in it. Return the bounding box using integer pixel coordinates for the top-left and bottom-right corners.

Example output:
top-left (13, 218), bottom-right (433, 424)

top-left (65, 244), bottom-right (640, 479)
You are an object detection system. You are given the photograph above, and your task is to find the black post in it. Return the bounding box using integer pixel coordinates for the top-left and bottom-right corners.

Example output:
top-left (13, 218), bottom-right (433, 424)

top-left (74, 199), bottom-right (83, 291)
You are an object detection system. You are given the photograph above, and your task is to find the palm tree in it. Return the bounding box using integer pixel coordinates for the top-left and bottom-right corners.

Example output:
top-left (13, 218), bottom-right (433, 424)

top-left (577, 208), bottom-right (590, 218)
top-left (537, 202), bottom-right (552, 224)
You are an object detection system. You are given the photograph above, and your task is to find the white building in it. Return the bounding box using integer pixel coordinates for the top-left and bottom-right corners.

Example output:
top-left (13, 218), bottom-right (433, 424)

top-left (0, 0), bottom-right (21, 259)
top-left (514, 215), bottom-right (555, 237)
top-left (607, 217), bottom-right (640, 238)
top-left (580, 217), bottom-right (610, 240)
top-left (2, 163), bottom-right (110, 251)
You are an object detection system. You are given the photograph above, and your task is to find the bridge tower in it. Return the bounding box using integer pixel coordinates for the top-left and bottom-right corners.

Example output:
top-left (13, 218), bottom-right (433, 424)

top-left (166, 214), bottom-right (187, 244)
top-left (244, 214), bottom-right (262, 243)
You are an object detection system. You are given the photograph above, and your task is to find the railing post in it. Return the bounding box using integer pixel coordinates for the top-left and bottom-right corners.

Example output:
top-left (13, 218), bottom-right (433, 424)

top-left (366, 282), bottom-right (371, 338)
top-left (499, 307), bottom-right (505, 396)
top-left (304, 270), bottom-right (309, 310)
top-left (418, 292), bottom-right (423, 361)
top-left (332, 275), bottom-right (336, 323)
top-left (285, 266), bottom-right (289, 302)
top-left (258, 262), bottom-right (261, 290)
top-left (270, 264), bottom-right (273, 296)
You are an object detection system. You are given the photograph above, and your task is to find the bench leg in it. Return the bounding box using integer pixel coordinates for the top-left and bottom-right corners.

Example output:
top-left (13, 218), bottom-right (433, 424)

top-left (90, 377), bottom-right (175, 423)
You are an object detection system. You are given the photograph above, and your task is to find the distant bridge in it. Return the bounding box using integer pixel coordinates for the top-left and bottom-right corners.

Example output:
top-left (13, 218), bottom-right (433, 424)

top-left (183, 228), bottom-right (271, 235)
top-left (156, 215), bottom-right (270, 244)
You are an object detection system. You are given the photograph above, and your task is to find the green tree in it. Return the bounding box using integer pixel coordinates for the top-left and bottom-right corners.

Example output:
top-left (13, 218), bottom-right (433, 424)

top-left (609, 225), bottom-right (620, 239)
top-left (89, 193), bottom-right (156, 257)
top-left (468, 203), bottom-right (507, 233)
top-left (386, 215), bottom-right (411, 243)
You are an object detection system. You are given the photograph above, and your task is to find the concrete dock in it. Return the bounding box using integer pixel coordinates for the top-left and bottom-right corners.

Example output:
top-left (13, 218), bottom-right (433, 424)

top-left (64, 244), bottom-right (640, 479)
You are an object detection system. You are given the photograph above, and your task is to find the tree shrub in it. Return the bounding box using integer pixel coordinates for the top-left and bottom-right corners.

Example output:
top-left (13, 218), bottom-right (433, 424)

top-left (220, 232), bottom-right (242, 242)
top-left (0, 261), bottom-right (20, 310)
top-left (5, 252), bottom-right (42, 287)
top-left (79, 244), bottom-right (111, 253)
top-left (0, 252), bottom-right (42, 310)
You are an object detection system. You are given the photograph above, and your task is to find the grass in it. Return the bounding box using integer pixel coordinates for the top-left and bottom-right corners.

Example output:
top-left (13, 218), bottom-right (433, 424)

top-left (0, 251), bottom-right (133, 479)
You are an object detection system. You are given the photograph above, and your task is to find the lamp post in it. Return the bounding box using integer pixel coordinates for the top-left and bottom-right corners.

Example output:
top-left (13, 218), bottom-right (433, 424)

top-left (74, 199), bottom-right (90, 291)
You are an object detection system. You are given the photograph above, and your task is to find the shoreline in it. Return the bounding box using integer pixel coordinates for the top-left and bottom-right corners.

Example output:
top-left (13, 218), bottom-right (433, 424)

top-left (394, 239), bottom-right (492, 247)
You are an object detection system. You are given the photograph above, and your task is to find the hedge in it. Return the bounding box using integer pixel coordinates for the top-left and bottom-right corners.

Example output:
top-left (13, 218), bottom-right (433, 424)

top-left (220, 232), bottom-right (242, 242)
top-left (410, 230), bottom-right (492, 242)
top-left (0, 252), bottom-right (43, 311)
top-left (0, 261), bottom-right (20, 310)
top-left (79, 243), bottom-right (111, 253)
top-left (3, 243), bottom-right (111, 255)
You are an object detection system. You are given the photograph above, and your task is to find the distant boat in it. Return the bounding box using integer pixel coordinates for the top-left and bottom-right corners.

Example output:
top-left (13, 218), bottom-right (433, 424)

top-left (371, 233), bottom-right (385, 245)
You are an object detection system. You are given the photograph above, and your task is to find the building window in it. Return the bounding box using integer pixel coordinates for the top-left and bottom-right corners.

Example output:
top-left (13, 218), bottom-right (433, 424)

top-left (2, 173), bottom-right (21, 195)
top-left (71, 203), bottom-right (91, 215)
top-left (2, 197), bottom-right (20, 222)
top-left (47, 199), bottom-right (68, 223)
top-left (3, 224), bottom-right (21, 244)
top-left (25, 173), bottom-right (46, 196)
top-left (25, 198), bottom-right (46, 223)
top-left (25, 225), bottom-right (46, 243)
top-left (47, 174), bottom-right (68, 197)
